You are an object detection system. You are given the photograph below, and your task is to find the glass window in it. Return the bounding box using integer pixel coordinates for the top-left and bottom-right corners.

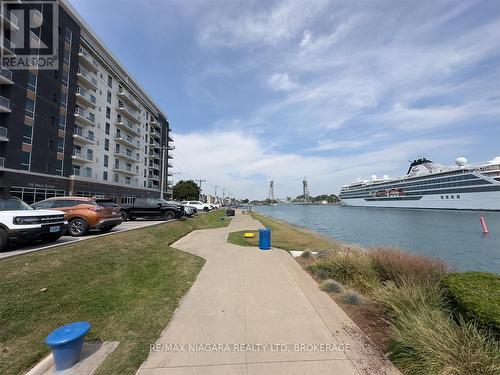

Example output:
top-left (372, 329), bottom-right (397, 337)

top-left (103, 171), bottom-right (108, 181)
top-left (106, 107), bottom-right (111, 119)
top-left (60, 92), bottom-right (67, 109)
top-left (63, 50), bottom-right (70, 65)
top-left (22, 124), bottom-right (33, 144)
top-left (64, 27), bottom-right (72, 44)
top-left (105, 122), bottom-right (110, 135)
top-left (20, 151), bottom-right (31, 170)
top-left (59, 115), bottom-right (66, 130)
top-left (107, 75), bottom-right (112, 88)
top-left (61, 71), bottom-right (69, 87)
top-left (57, 137), bottom-right (64, 153)
top-left (107, 91), bottom-right (112, 104)
top-left (25, 97), bottom-right (35, 118)
top-left (55, 159), bottom-right (63, 176)
top-left (103, 154), bottom-right (109, 167)
top-left (27, 72), bottom-right (37, 92)
top-left (104, 138), bottom-right (109, 151)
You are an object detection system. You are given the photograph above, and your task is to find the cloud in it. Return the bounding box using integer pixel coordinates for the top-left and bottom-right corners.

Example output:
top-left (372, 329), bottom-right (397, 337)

top-left (299, 30), bottom-right (312, 47)
top-left (268, 73), bottom-right (297, 91)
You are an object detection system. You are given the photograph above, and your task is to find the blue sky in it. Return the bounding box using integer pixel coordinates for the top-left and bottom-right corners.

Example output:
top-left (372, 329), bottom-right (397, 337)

top-left (70, 0), bottom-right (500, 199)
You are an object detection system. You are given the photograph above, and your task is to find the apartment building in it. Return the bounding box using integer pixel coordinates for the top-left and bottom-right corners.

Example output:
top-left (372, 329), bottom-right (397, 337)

top-left (0, 0), bottom-right (173, 204)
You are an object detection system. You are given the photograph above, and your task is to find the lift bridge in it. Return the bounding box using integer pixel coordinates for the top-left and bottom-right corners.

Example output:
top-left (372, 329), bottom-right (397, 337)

top-left (267, 178), bottom-right (310, 204)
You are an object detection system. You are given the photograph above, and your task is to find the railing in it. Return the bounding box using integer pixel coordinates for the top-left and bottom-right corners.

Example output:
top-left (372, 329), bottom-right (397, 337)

top-left (0, 95), bottom-right (11, 110)
top-left (77, 66), bottom-right (98, 86)
top-left (2, 38), bottom-right (15, 52)
top-left (76, 86), bottom-right (96, 105)
top-left (75, 107), bottom-right (95, 124)
top-left (2, 8), bottom-right (19, 27)
top-left (72, 167), bottom-right (92, 178)
top-left (78, 47), bottom-right (98, 68)
top-left (116, 116), bottom-right (140, 135)
top-left (0, 66), bottom-right (13, 81)
top-left (115, 149), bottom-right (139, 161)
top-left (117, 101), bottom-right (140, 121)
top-left (0, 126), bottom-right (7, 139)
top-left (114, 163), bottom-right (133, 173)
top-left (72, 149), bottom-right (93, 161)
top-left (150, 128), bottom-right (161, 137)
top-left (73, 128), bottom-right (94, 141)
top-left (118, 86), bottom-right (139, 108)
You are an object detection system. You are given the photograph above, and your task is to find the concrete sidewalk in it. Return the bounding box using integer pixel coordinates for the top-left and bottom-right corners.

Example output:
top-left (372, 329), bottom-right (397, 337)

top-left (138, 212), bottom-right (400, 374)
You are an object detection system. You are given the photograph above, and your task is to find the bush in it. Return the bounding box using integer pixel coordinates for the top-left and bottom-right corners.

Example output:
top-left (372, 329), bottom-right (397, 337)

top-left (376, 279), bottom-right (446, 321)
top-left (389, 308), bottom-right (500, 375)
top-left (301, 250), bottom-right (312, 259)
top-left (343, 290), bottom-right (366, 305)
top-left (369, 247), bottom-right (448, 286)
top-left (441, 272), bottom-right (500, 338)
top-left (311, 250), bottom-right (379, 293)
top-left (320, 279), bottom-right (344, 293)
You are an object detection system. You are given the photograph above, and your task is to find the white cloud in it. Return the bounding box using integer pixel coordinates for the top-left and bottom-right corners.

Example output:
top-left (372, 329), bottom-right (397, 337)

top-left (268, 73), bottom-right (297, 91)
top-left (299, 30), bottom-right (312, 47)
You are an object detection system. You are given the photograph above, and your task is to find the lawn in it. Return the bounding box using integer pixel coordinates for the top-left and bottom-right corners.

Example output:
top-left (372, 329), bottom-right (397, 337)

top-left (0, 210), bottom-right (229, 375)
top-left (227, 212), bottom-right (340, 252)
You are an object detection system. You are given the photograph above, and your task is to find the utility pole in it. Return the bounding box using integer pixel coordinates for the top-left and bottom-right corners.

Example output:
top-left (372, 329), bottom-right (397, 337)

top-left (222, 187), bottom-right (225, 204)
top-left (214, 185), bottom-right (218, 203)
top-left (197, 179), bottom-right (206, 201)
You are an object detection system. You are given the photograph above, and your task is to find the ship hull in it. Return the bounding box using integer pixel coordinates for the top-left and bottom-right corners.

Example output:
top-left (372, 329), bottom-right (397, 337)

top-left (341, 191), bottom-right (500, 211)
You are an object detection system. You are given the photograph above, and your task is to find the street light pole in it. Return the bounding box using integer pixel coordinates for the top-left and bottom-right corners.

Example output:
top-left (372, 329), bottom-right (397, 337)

top-left (160, 146), bottom-right (166, 200)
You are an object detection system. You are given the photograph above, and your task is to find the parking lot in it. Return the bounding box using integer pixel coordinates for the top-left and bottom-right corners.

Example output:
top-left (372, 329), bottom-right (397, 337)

top-left (0, 219), bottom-right (173, 260)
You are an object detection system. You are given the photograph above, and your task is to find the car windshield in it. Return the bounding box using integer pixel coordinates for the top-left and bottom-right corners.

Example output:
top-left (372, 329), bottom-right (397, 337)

top-left (0, 196), bottom-right (34, 211)
top-left (95, 200), bottom-right (117, 208)
top-left (160, 199), bottom-right (172, 205)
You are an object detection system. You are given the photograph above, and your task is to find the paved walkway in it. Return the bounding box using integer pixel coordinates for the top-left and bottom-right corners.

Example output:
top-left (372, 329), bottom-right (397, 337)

top-left (138, 212), bottom-right (400, 374)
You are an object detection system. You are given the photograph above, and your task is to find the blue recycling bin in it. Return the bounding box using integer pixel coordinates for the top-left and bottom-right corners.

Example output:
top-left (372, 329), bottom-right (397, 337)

top-left (258, 228), bottom-right (271, 250)
top-left (45, 321), bottom-right (91, 371)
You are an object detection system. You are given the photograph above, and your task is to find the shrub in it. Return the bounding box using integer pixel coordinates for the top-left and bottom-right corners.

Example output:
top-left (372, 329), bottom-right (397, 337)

top-left (369, 247), bottom-right (448, 286)
top-left (301, 250), bottom-right (312, 259)
top-left (376, 279), bottom-right (446, 321)
top-left (441, 272), bottom-right (500, 338)
top-left (316, 249), bottom-right (331, 259)
top-left (389, 308), bottom-right (500, 375)
top-left (312, 250), bottom-right (379, 293)
top-left (343, 290), bottom-right (366, 305)
top-left (320, 279), bottom-right (345, 293)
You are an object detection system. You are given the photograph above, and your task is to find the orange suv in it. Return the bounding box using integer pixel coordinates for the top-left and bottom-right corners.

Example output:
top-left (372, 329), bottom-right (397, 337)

top-left (32, 197), bottom-right (123, 237)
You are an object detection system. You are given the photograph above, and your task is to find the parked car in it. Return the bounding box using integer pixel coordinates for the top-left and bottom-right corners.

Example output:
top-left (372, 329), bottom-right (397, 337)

top-left (165, 201), bottom-right (197, 217)
top-left (32, 197), bottom-right (122, 237)
top-left (181, 201), bottom-right (212, 212)
top-left (0, 193), bottom-right (67, 251)
top-left (120, 198), bottom-right (183, 221)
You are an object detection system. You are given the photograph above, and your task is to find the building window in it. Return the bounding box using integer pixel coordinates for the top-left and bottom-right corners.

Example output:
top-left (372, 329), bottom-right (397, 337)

top-left (103, 171), bottom-right (108, 181)
top-left (59, 115), bottom-right (66, 130)
top-left (106, 106), bottom-right (111, 119)
top-left (25, 97), bottom-right (35, 118)
top-left (107, 91), bottom-right (111, 104)
top-left (22, 124), bottom-right (33, 144)
top-left (103, 154), bottom-right (109, 167)
top-left (55, 160), bottom-right (63, 176)
top-left (60, 92), bottom-right (68, 109)
top-left (61, 71), bottom-right (69, 87)
top-left (107, 75), bottom-right (112, 88)
top-left (20, 151), bottom-right (31, 170)
top-left (57, 137), bottom-right (64, 153)
top-left (87, 149), bottom-right (93, 160)
top-left (63, 50), bottom-right (71, 65)
top-left (104, 138), bottom-right (109, 151)
top-left (456, 195), bottom-right (460, 199)
top-left (85, 167), bottom-right (92, 178)
top-left (27, 72), bottom-right (37, 92)
top-left (445, 195), bottom-right (449, 199)
top-left (64, 27), bottom-right (72, 44)
top-left (105, 122), bottom-right (110, 135)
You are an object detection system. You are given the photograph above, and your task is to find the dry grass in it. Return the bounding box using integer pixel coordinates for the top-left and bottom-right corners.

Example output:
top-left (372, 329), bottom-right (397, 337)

top-left (369, 247), bottom-right (448, 286)
top-left (320, 279), bottom-right (345, 293)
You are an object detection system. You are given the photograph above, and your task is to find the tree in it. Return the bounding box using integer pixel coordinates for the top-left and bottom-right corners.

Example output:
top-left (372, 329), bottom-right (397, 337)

top-left (172, 180), bottom-right (200, 201)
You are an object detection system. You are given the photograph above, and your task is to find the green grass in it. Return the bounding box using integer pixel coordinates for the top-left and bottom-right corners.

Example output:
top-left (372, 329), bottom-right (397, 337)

top-left (441, 272), bottom-right (500, 338)
top-left (0, 210), bottom-right (229, 375)
top-left (227, 212), bottom-right (340, 252)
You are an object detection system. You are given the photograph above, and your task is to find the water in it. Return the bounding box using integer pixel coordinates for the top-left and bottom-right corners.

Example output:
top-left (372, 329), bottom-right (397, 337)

top-left (254, 205), bottom-right (500, 273)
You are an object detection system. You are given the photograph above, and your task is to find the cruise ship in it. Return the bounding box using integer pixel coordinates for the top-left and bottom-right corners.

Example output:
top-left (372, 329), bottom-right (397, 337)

top-left (339, 157), bottom-right (500, 211)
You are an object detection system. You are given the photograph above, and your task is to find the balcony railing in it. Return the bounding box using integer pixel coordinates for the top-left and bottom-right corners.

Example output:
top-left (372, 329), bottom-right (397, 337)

top-left (0, 96), bottom-right (11, 111)
top-left (78, 47), bottom-right (98, 70)
top-left (115, 134), bottom-right (139, 149)
top-left (149, 128), bottom-right (161, 138)
top-left (77, 66), bottom-right (98, 88)
top-left (117, 101), bottom-right (140, 123)
top-left (116, 116), bottom-right (140, 136)
top-left (72, 167), bottom-right (92, 178)
top-left (117, 86), bottom-right (140, 110)
top-left (72, 149), bottom-right (93, 161)
top-left (0, 157), bottom-right (5, 168)
top-left (2, 8), bottom-right (19, 28)
top-left (0, 126), bottom-right (8, 140)
top-left (76, 86), bottom-right (96, 107)
top-left (75, 107), bottom-right (95, 125)
top-left (0, 66), bottom-right (13, 82)
top-left (1, 38), bottom-right (15, 54)
top-left (115, 149), bottom-right (139, 162)
top-left (73, 128), bottom-right (94, 142)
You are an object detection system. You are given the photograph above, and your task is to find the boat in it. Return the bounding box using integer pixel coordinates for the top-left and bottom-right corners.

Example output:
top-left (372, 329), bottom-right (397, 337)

top-left (339, 157), bottom-right (500, 211)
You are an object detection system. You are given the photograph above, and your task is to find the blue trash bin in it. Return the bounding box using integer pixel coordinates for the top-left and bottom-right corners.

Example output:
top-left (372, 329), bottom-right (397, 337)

top-left (45, 321), bottom-right (91, 371)
top-left (258, 228), bottom-right (271, 250)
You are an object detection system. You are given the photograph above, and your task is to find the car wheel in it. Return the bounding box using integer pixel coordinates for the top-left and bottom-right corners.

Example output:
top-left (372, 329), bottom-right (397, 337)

top-left (100, 226), bottom-right (115, 233)
top-left (0, 228), bottom-right (8, 252)
top-left (203, 207), bottom-right (209, 212)
top-left (163, 210), bottom-right (176, 220)
top-left (68, 218), bottom-right (88, 237)
top-left (120, 211), bottom-right (129, 221)
top-left (41, 233), bottom-right (63, 243)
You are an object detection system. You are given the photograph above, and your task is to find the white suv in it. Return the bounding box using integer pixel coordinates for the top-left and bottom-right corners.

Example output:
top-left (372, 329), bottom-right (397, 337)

top-left (0, 194), bottom-right (67, 251)
top-left (181, 201), bottom-right (212, 212)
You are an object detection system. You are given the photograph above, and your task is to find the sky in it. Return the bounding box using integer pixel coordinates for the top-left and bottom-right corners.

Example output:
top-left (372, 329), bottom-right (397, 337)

top-left (69, 0), bottom-right (500, 200)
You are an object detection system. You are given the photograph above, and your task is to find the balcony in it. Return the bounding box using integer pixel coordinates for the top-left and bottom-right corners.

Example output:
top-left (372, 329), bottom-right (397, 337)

top-left (167, 145), bottom-right (175, 151)
top-left (114, 149), bottom-right (139, 163)
top-left (71, 167), bottom-right (92, 178)
top-left (167, 162), bottom-right (173, 168)
top-left (117, 86), bottom-right (140, 111)
top-left (0, 126), bottom-right (8, 141)
top-left (149, 151), bottom-right (160, 160)
top-left (149, 139), bottom-right (160, 149)
top-left (117, 101), bottom-right (140, 124)
top-left (148, 163), bottom-right (160, 170)
top-left (74, 107), bottom-right (95, 126)
top-left (0, 66), bottom-right (13, 85)
top-left (167, 153), bottom-right (173, 159)
top-left (147, 174), bottom-right (160, 181)
top-left (116, 116), bottom-right (141, 137)
top-left (1, 7), bottom-right (19, 30)
top-left (113, 164), bottom-right (135, 175)
top-left (78, 47), bottom-right (98, 72)
top-left (168, 134), bottom-right (174, 142)
top-left (72, 149), bottom-right (93, 163)
top-left (76, 86), bottom-right (96, 108)
top-left (77, 66), bottom-right (98, 90)
top-left (150, 118), bottom-right (160, 128)
top-left (1, 37), bottom-right (15, 55)
top-left (149, 127), bottom-right (161, 139)
top-left (0, 96), bottom-right (11, 112)
top-left (115, 134), bottom-right (139, 149)
top-left (0, 157), bottom-right (4, 168)
top-left (73, 128), bottom-right (95, 144)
